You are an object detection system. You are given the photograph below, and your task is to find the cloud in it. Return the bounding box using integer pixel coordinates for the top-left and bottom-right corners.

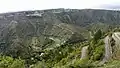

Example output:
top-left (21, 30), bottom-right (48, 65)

top-left (0, 0), bottom-right (119, 13)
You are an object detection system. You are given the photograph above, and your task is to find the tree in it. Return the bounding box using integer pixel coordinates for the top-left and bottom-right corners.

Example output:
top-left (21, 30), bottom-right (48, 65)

top-left (93, 29), bottom-right (102, 43)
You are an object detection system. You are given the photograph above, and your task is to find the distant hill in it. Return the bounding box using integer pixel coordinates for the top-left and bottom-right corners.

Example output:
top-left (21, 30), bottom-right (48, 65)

top-left (0, 8), bottom-right (120, 59)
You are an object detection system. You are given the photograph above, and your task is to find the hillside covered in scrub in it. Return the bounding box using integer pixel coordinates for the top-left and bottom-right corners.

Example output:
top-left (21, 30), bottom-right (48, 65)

top-left (0, 9), bottom-right (120, 68)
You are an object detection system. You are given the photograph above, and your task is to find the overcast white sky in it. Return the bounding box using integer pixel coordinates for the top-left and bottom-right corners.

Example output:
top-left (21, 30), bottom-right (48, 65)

top-left (0, 0), bottom-right (120, 13)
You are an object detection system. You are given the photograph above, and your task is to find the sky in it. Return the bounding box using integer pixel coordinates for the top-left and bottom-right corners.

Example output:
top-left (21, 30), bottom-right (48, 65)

top-left (0, 0), bottom-right (120, 13)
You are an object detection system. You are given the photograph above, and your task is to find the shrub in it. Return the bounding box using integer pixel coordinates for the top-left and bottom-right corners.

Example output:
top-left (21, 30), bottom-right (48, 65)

top-left (0, 56), bottom-right (25, 68)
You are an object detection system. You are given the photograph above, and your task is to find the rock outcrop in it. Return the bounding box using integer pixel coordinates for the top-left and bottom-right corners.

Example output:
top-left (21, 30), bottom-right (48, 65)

top-left (80, 46), bottom-right (89, 59)
top-left (112, 32), bottom-right (120, 59)
top-left (101, 36), bottom-right (112, 64)
top-left (101, 32), bottom-right (120, 64)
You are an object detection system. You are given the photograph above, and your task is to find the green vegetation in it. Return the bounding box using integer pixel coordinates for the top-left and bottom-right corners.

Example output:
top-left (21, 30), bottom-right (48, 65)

top-left (1, 27), bottom-right (120, 68)
top-left (31, 29), bottom-right (105, 68)
top-left (0, 29), bottom-right (114, 68)
top-left (100, 60), bottom-right (120, 68)
top-left (0, 55), bottom-right (25, 68)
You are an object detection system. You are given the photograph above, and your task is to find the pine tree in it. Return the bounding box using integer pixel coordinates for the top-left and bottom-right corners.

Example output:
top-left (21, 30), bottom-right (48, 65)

top-left (93, 29), bottom-right (102, 42)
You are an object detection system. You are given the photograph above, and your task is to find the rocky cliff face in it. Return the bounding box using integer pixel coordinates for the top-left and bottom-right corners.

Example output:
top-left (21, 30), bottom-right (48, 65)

top-left (100, 32), bottom-right (120, 64)
top-left (112, 32), bottom-right (120, 59)
top-left (101, 36), bottom-right (112, 64)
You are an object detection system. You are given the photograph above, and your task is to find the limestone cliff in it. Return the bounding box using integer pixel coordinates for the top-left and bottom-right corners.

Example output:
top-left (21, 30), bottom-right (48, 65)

top-left (101, 32), bottom-right (120, 64)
